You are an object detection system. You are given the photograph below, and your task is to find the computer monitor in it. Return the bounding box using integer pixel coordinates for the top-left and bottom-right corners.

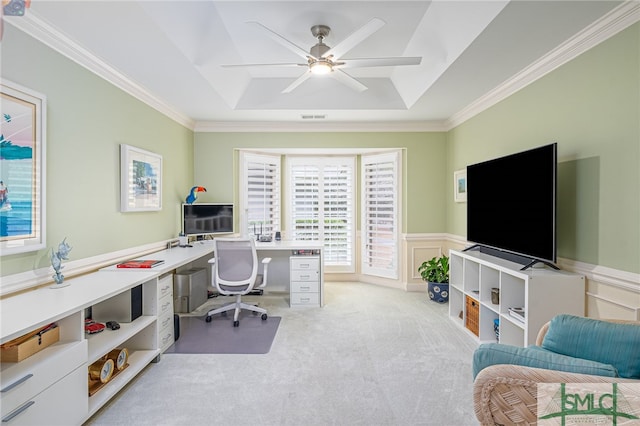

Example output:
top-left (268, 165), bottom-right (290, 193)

top-left (182, 203), bottom-right (234, 237)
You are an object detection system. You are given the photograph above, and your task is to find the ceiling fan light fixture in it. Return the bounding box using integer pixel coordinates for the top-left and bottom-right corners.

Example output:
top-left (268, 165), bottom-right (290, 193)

top-left (310, 60), bottom-right (332, 75)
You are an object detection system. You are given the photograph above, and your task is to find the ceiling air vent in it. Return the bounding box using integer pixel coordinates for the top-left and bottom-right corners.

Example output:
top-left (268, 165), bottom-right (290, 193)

top-left (301, 114), bottom-right (326, 120)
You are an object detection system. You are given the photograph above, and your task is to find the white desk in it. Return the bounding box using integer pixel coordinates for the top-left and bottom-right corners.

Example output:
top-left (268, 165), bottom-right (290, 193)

top-left (255, 240), bottom-right (324, 307)
top-left (183, 239), bottom-right (325, 307)
top-left (0, 239), bottom-right (323, 425)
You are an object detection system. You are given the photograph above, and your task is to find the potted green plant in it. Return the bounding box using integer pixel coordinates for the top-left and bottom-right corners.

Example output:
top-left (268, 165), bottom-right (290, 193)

top-left (418, 255), bottom-right (449, 303)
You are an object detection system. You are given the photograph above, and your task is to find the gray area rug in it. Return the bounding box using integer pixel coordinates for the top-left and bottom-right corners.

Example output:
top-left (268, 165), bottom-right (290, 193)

top-left (165, 314), bottom-right (281, 354)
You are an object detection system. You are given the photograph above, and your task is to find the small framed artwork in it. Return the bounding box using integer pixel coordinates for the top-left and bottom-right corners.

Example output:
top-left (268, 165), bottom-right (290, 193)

top-left (0, 80), bottom-right (47, 256)
top-left (120, 144), bottom-right (162, 212)
top-left (454, 169), bottom-right (467, 203)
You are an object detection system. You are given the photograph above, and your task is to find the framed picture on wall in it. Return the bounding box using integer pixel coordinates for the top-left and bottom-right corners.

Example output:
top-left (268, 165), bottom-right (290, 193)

top-left (120, 144), bottom-right (162, 212)
top-left (0, 80), bottom-right (47, 256)
top-left (454, 169), bottom-right (467, 203)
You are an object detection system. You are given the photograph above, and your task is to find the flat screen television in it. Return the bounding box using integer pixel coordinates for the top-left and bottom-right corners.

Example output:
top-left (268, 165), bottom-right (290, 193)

top-left (182, 203), bottom-right (234, 237)
top-left (466, 143), bottom-right (557, 268)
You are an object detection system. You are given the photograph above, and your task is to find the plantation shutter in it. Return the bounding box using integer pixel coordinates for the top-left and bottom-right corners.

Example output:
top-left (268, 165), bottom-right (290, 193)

top-left (322, 161), bottom-right (354, 268)
top-left (288, 156), bottom-right (355, 272)
top-left (240, 152), bottom-right (281, 238)
top-left (361, 151), bottom-right (400, 279)
top-left (289, 162), bottom-right (320, 241)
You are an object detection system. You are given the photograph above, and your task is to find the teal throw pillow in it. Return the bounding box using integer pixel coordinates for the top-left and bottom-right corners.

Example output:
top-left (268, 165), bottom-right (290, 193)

top-left (541, 315), bottom-right (640, 379)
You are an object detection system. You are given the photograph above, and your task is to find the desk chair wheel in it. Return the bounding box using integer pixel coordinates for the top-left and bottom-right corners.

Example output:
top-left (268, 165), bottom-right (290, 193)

top-left (261, 313), bottom-right (268, 321)
top-left (233, 320), bottom-right (239, 327)
top-left (205, 315), bottom-right (212, 323)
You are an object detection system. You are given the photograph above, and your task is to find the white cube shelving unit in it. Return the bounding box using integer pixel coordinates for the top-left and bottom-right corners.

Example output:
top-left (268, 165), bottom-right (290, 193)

top-left (448, 249), bottom-right (585, 347)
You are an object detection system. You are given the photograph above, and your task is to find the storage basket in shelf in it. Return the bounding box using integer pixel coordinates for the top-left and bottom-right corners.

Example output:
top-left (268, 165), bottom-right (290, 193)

top-left (465, 295), bottom-right (480, 337)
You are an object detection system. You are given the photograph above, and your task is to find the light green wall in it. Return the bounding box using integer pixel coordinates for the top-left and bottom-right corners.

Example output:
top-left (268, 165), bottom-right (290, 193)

top-left (0, 27), bottom-right (194, 276)
top-left (2, 22), bottom-right (637, 277)
top-left (193, 132), bottom-right (447, 233)
top-left (446, 23), bottom-right (640, 273)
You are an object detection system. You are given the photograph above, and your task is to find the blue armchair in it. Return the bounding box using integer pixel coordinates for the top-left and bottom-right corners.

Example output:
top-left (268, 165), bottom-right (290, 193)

top-left (472, 315), bottom-right (640, 425)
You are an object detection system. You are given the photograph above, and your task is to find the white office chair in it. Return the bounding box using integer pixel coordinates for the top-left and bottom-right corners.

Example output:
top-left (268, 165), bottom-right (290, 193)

top-left (205, 237), bottom-right (271, 327)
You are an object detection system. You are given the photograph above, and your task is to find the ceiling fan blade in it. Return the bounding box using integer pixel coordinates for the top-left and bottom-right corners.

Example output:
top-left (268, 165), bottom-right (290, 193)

top-left (247, 21), bottom-right (315, 60)
top-left (282, 72), bottom-right (313, 94)
top-left (221, 63), bottom-right (305, 68)
top-left (331, 70), bottom-right (368, 92)
top-left (335, 57), bottom-right (422, 69)
top-left (323, 18), bottom-right (385, 60)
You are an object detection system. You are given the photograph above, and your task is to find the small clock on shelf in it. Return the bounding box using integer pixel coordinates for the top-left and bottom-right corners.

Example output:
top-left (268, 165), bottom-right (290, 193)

top-left (89, 358), bottom-right (114, 384)
top-left (108, 348), bottom-right (129, 370)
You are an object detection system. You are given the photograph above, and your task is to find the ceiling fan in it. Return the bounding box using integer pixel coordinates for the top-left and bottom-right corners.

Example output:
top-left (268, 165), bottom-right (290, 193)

top-left (222, 18), bottom-right (422, 93)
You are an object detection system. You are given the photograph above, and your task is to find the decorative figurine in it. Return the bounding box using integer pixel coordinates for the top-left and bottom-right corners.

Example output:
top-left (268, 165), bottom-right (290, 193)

top-left (50, 238), bottom-right (72, 288)
top-left (185, 186), bottom-right (206, 204)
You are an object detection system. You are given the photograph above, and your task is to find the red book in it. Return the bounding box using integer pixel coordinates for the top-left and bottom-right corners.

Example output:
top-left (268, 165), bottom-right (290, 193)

top-left (117, 259), bottom-right (164, 269)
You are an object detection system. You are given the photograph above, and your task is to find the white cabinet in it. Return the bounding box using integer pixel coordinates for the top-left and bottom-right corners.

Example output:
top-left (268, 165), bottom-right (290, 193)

top-left (157, 274), bottom-right (174, 353)
top-left (289, 256), bottom-right (320, 307)
top-left (0, 243), bottom-right (216, 425)
top-left (1, 311), bottom-right (87, 425)
top-left (2, 365), bottom-right (88, 425)
top-left (448, 249), bottom-right (585, 347)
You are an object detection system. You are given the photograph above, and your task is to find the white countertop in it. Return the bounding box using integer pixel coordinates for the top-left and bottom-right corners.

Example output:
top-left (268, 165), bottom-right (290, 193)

top-left (1, 240), bottom-right (325, 342)
top-left (1, 243), bottom-right (216, 343)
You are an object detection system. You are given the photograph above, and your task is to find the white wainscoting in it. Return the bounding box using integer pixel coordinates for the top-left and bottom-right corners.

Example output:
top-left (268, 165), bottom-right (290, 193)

top-left (558, 258), bottom-right (640, 321)
top-left (3, 234), bottom-right (639, 322)
top-left (403, 234), bottom-right (640, 320)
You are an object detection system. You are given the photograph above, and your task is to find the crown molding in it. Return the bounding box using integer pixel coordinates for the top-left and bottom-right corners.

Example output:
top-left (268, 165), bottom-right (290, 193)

top-left (8, 12), bottom-right (445, 134)
top-left (7, 2), bottom-right (639, 134)
top-left (444, 1), bottom-right (640, 130)
top-left (6, 12), bottom-right (195, 130)
top-left (193, 120), bottom-right (449, 133)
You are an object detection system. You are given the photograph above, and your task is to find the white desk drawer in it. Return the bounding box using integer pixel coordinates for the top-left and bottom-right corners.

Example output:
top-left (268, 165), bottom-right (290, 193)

top-left (290, 293), bottom-right (320, 306)
top-left (291, 270), bottom-right (319, 282)
top-left (291, 281), bottom-right (319, 293)
top-left (1, 365), bottom-right (87, 425)
top-left (159, 329), bottom-right (174, 353)
top-left (158, 296), bottom-right (173, 318)
top-left (158, 275), bottom-right (173, 300)
top-left (158, 309), bottom-right (174, 333)
top-left (0, 340), bottom-right (87, 415)
top-left (290, 257), bottom-right (319, 271)
top-left (157, 282), bottom-right (174, 353)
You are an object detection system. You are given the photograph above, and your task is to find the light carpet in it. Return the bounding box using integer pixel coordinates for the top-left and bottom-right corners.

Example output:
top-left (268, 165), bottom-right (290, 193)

top-left (165, 314), bottom-right (281, 354)
top-left (86, 282), bottom-right (479, 425)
